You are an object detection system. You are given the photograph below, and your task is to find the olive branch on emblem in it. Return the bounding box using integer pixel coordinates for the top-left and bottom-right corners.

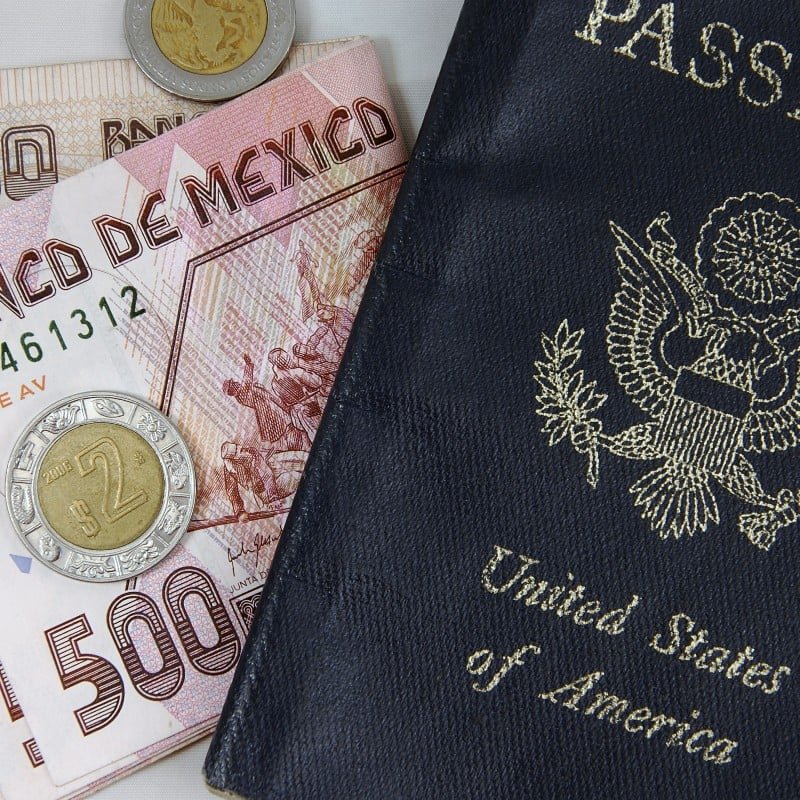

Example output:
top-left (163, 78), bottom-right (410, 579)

top-left (533, 320), bottom-right (607, 489)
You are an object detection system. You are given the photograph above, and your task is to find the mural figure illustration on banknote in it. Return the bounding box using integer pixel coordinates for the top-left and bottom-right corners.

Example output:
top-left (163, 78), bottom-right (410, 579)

top-left (346, 227), bottom-right (382, 294)
top-left (220, 238), bottom-right (359, 519)
top-left (220, 350), bottom-right (309, 522)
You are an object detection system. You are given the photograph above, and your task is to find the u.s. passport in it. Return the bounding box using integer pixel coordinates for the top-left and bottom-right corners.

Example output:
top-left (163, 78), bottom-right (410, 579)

top-left (205, 2), bottom-right (800, 797)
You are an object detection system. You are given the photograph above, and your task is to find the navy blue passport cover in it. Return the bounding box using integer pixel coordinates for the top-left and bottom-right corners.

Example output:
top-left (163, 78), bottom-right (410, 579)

top-left (205, 2), bottom-right (800, 797)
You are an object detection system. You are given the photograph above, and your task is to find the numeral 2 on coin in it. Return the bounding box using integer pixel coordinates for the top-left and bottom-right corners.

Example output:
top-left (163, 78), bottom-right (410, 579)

top-left (76, 437), bottom-right (147, 524)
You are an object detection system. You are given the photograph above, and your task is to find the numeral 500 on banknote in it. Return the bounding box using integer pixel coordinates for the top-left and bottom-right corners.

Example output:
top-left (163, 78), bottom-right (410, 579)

top-left (44, 565), bottom-right (239, 734)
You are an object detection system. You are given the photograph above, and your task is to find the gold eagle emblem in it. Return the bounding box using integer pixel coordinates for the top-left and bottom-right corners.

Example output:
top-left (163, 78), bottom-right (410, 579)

top-left (534, 193), bottom-right (800, 550)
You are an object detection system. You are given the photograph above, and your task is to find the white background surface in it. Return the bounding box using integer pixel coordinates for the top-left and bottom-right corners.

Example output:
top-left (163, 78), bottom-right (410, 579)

top-left (0, 1), bottom-right (462, 798)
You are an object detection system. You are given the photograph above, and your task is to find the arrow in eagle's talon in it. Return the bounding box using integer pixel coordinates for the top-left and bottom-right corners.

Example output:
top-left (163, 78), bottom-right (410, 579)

top-left (739, 492), bottom-right (800, 551)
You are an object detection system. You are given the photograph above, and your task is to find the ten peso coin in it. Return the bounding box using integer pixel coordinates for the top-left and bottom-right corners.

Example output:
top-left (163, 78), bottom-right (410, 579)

top-left (5, 392), bottom-right (196, 583)
top-left (124, 0), bottom-right (296, 101)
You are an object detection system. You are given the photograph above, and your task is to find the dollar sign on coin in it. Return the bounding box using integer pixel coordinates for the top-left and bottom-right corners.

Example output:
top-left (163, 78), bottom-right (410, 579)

top-left (125, 0), bottom-right (296, 101)
top-left (5, 392), bottom-right (196, 583)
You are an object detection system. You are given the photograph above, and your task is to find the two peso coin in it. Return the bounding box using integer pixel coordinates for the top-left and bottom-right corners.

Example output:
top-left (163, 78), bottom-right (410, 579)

top-left (124, 0), bottom-right (296, 101)
top-left (5, 392), bottom-right (196, 583)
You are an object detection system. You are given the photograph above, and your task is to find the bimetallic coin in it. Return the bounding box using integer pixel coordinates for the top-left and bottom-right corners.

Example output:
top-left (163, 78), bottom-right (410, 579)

top-left (124, 0), bottom-right (296, 102)
top-left (5, 392), bottom-right (196, 583)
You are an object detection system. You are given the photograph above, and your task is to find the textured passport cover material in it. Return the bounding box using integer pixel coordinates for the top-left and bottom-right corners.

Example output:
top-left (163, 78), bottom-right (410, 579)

top-left (205, 2), bottom-right (800, 797)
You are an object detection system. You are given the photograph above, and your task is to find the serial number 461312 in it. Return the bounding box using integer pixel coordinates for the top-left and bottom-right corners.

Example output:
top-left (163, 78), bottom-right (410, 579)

top-left (1, 284), bottom-right (146, 374)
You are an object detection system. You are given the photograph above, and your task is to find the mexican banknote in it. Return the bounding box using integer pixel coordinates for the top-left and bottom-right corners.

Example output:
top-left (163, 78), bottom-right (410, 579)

top-left (0, 37), bottom-right (406, 799)
top-left (0, 36), bottom-right (359, 800)
top-left (0, 38), bottom-right (351, 209)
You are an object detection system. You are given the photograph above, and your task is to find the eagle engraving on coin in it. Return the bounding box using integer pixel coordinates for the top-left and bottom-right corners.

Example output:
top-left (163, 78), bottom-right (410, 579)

top-left (534, 193), bottom-right (800, 550)
top-left (151, 0), bottom-right (268, 75)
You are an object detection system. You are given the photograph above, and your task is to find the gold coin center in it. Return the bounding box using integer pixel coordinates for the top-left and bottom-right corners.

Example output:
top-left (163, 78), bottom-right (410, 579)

top-left (37, 423), bottom-right (165, 552)
top-left (151, 0), bottom-right (269, 76)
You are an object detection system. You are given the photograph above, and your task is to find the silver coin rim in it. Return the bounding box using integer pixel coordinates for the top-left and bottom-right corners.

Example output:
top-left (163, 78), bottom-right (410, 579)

top-left (5, 391), bottom-right (196, 584)
top-left (124, 0), bottom-right (296, 102)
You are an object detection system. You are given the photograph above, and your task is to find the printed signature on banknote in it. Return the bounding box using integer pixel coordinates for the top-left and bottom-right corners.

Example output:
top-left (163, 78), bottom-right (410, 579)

top-left (227, 530), bottom-right (280, 576)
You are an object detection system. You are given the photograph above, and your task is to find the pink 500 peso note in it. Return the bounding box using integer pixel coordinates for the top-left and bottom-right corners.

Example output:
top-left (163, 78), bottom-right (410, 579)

top-left (0, 37), bottom-right (406, 793)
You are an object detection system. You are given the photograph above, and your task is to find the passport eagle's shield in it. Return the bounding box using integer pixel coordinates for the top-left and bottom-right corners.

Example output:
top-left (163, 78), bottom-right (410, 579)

top-left (534, 192), bottom-right (800, 551)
